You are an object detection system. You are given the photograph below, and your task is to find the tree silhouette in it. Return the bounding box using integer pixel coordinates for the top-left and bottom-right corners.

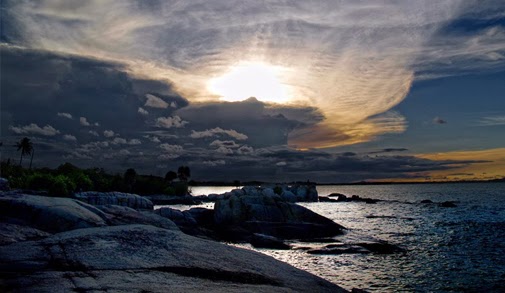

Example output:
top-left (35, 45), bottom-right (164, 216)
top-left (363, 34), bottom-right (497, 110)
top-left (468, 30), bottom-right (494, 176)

top-left (124, 168), bottom-right (137, 192)
top-left (177, 166), bottom-right (191, 181)
top-left (165, 171), bottom-right (177, 182)
top-left (16, 137), bottom-right (33, 167)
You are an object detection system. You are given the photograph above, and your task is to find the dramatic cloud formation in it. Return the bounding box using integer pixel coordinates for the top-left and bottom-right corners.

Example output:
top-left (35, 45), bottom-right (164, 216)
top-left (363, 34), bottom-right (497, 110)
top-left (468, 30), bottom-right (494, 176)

top-left (4, 0), bottom-right (503, 148)
top-left (1, 1), bottom-right (504, 182)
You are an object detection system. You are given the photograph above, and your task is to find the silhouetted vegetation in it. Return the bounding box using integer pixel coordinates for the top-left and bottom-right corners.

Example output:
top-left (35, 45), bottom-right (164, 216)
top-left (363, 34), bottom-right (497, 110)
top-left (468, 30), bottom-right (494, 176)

top-left (1, 161), bottom-right (190, 197)
top-left (16, 137), bottom-right (33, 168)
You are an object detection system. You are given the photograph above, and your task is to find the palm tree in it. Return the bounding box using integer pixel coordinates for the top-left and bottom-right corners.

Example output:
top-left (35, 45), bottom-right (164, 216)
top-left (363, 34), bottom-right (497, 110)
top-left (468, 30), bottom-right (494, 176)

top-left (16, 137), bottom-right (33, 167)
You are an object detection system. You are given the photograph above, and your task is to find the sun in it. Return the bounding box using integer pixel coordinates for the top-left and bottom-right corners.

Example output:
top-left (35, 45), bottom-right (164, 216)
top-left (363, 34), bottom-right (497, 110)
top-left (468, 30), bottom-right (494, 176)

top-left (208, 61), bottom-right (291, 104)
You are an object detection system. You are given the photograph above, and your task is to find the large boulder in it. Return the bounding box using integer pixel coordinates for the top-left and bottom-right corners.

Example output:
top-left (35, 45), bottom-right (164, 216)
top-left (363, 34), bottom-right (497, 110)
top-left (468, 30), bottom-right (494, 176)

top-left (214, 193), bottom-right (345, 240)
top-left (0, 224), bottom-right (347, 292)
top-left (97, 205), bottom-right (178, 231)
top-left (0, 193), bottom-right (107, 233)
top-left (74, 191), bottom-right (153, 210)
top-left (155, 207), bottom-right (198, 228)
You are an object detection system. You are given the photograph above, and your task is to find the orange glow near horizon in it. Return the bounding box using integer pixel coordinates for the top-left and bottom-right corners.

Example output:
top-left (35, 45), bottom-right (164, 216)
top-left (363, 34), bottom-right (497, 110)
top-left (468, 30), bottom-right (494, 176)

top-left (373, 148), bottom-right (505, 182)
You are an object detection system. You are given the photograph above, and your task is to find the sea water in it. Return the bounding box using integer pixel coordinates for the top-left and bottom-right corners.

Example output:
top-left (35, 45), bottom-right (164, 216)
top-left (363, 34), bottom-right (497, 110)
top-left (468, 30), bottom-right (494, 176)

top-left (172, 183), bottom-right (505, 292)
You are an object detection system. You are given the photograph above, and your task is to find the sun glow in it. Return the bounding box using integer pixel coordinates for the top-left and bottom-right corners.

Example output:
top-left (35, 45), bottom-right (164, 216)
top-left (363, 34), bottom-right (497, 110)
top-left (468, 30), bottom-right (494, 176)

top-left (208, 62), bottom-right (291, 104)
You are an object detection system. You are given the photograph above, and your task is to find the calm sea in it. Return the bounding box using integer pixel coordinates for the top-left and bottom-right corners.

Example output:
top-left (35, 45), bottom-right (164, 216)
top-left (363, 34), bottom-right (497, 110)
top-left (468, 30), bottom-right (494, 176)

top-left (171, 183), bottom-right (505, 292)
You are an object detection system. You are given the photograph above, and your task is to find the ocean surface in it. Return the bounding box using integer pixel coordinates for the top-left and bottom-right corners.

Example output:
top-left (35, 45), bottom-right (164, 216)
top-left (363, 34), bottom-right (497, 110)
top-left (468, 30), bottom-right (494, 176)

top-left (168, 183), bottom-right (505, 292)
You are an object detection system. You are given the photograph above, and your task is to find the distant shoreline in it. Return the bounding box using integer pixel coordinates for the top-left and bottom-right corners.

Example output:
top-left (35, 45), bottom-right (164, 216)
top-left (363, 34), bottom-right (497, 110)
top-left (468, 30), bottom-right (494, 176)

top-left (189, 178), bottom-right (505, 187)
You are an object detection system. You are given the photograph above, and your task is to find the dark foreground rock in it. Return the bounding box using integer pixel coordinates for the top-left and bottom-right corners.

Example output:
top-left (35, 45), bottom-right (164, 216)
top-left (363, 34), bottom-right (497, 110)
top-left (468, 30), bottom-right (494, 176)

top-left (0, 224), bottom-right (346, 292)
top-left (0, 193), bottom-right (347, 292)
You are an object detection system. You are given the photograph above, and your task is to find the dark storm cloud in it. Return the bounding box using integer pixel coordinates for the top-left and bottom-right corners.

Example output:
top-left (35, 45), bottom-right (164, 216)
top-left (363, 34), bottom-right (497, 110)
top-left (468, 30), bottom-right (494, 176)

top-left (177, 97), bottom-right (320, 148)
top-left (369, 148), bottom-right (409, 154)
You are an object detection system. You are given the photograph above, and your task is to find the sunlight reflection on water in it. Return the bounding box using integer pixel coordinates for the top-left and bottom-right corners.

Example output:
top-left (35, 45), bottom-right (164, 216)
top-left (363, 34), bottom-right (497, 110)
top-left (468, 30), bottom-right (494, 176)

top-left (168, 183), bottom-right (505, 292)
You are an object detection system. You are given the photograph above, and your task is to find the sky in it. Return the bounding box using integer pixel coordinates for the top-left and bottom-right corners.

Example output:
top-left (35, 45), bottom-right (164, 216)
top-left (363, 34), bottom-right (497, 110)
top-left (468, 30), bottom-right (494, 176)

top-left (1, 0), bottom-right (504, 183)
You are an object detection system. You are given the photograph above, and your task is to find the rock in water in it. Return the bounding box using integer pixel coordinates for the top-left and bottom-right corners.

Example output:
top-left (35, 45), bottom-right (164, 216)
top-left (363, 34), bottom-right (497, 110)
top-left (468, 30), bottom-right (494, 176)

top-left (214, 193), bottom-right (345, 240)
top-left (0, 224), bottom-right (347, 292)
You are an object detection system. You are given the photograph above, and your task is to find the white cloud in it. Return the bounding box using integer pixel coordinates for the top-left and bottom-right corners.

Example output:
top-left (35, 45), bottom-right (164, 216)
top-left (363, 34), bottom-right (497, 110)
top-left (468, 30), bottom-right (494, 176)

top-left (209, 140), bottom-right (240, 148)
top-left (276, 161), bottom-right (287, 166)
top-left (478, 115), bottom-right (505, 126)
top-left (159, 143), bottom-right (183, 152)
top-left (111, 137), bottom-right (127, 144)
top-left (128, 139), bottom-right (142, 145)
top-left (203, 160), bottom-right (226, 166)
top-left (9, 123), bottom-right (60, 136)
top-left (119, 149), bottom-right (131, 156)
top-left (144, 135), bottom-right (161, 143)
top-left (170, 101), bottom-right (177, 108)
top-left (78, 141), bottom-right (109, 153)
top-left (215, 146), bottom-right (233, 154)
top-left (57, 112), bottom-right (73, 119)
top-left (145, 94), bottom-right (169, 108)
top-left (190, 127), bottom-right (248, 140)
top-left (237, 145), bottom-right (254, 155)
top-left (103, 130), bottom-right (115, 138)
top-left (155, 116), bottom-right (188, 129)
top-left (79, 117), bottom-right (91, 126)
top-left (158, 154), bottom-right (180, 160)
top-left (63, 134), bottom-right (77, 141)
top-left (138, 107), bottom-right (149, 115)
top-left (88, 130), bottom-right (99, 137)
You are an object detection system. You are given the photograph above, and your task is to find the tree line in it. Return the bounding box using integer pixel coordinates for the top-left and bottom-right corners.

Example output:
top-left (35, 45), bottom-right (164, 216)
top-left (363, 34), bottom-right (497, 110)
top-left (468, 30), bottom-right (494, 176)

top-left (2, 137), bottom-right (192, 197)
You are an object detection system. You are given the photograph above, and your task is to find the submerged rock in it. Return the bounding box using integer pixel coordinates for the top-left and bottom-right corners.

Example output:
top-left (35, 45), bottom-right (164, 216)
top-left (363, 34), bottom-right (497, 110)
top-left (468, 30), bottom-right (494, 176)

top-left (306, 241), bottom-right (404, 255)
top-left (439, 201), bottom-right (457, 208)
top-left (250, 233), bottom-right (291, 250)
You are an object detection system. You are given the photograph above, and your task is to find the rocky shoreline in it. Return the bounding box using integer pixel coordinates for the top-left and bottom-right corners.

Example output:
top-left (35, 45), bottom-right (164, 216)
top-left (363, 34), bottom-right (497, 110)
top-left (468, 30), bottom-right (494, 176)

top-left (1, 184), bottom-right (403, 292)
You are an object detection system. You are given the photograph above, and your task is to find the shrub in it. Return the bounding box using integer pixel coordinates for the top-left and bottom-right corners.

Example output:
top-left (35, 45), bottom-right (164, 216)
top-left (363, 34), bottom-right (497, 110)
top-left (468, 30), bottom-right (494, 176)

top-left (173, 182), bottom-right (189, 196)
top-left (273, 186), bottom-right (283, 195)
top-left (163, 186), bottom-right (176, 196)
top-left (70, 172), bottom-right (93, 191)
top-left (27, 173), bottom-right (76, 197)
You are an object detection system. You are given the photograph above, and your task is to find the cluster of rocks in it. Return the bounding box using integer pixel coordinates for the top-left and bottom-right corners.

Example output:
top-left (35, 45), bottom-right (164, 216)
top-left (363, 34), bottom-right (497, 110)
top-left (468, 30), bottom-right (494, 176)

top-left (192, 184), bottom-right (319, 203)
top-left (420, 199), bottom-right (458, 207)
top-left (319, 193), bottom-right (380, 204)
top-left (0, 191), bottom-right (347, 292)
